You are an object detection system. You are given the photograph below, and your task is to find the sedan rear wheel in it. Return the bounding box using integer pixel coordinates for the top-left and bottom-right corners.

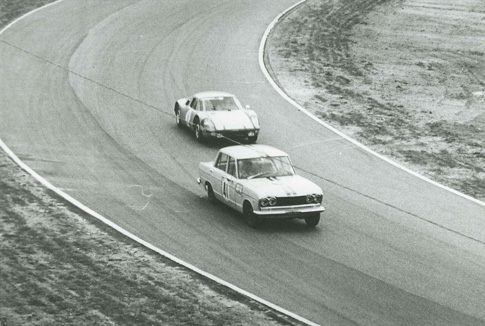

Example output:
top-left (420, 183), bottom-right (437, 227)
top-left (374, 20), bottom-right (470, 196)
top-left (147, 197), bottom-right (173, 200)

top-left (305, 214), bottom-right (320, 227)
top-left (243, 202), bottom-right (258, 228)
top-left (206, 183), bottom-right (216, 203)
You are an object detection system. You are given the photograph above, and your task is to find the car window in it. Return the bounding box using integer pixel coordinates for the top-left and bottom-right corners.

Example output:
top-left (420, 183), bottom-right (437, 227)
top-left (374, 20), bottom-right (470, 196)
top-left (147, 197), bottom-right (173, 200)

top-left (196, 99), bottom-right (203, 111)
top-left (190, 98), bottom-right (198, 110)
top-left (238, 159), bottom-right (258, 179)
top-left (201, 97), bottom-right (241, 111)
top-left (272, 156), bottom-right (295, 175)
top-left (238, 156), bottom-right (294, 179)
top-left (227, 157), bottom-right (236, 177)
top-left (215, 153), bottom-right (228, 172)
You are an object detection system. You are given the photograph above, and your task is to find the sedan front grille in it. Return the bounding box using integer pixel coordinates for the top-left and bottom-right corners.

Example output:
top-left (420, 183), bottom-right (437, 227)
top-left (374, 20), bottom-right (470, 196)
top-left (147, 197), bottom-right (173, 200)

top-left (274, 196), bottom-right (308, 207)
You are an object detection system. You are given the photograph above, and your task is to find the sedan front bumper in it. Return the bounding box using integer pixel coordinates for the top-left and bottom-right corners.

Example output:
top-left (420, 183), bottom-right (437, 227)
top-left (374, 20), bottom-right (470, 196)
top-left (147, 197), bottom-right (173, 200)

top-left (253, 204), bottom-right (325, 219)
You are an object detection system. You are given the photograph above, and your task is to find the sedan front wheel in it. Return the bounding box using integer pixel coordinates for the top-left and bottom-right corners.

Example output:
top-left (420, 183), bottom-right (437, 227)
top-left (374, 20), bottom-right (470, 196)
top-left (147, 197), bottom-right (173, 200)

top-left (305, 213), bottom-right (320, 227)
top-left (243, 202), bottom-right (259, 228)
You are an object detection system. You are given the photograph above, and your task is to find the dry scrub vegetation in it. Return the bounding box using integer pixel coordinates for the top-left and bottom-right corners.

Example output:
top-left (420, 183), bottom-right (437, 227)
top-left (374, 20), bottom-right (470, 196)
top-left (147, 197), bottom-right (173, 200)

top-left (0, 152), bottom-right (298, 326)
top-left (266, 0), bottom-right (485, 201)
top-left (2, 0), bottom-right (484, 324)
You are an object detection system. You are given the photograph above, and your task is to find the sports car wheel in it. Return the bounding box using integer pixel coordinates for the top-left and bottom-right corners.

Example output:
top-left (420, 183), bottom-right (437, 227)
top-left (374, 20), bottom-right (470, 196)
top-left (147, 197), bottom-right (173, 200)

top-left (243, 202), bottom-right (258, 228)
top-left (305, 214), bottom-right (320, 227)
top-left (175, 110), bottom-right (183, 127)
top-left (206, 183), bottom-right (216, 203)
top-left (194, 123), bottom-right (204, 142)
top-left (247, 136), bottom-right (258, 144)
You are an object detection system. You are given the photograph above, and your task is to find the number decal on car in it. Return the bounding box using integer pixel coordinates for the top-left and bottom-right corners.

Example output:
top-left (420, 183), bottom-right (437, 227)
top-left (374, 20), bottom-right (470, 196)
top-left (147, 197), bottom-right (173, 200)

top-left (185, 110), bottom-right (192, 127)
top-left (235, 184), bottom-right (243, 194)
top-left (222, 179), bottom-right (230, 201)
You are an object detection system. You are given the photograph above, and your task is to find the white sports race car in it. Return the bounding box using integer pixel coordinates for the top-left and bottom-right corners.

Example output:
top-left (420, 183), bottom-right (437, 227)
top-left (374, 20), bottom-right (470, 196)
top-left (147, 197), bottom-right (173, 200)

top-left (198, 145), bottom-right (325, 227)
top-left (174, 91), bottom-right (260, 143)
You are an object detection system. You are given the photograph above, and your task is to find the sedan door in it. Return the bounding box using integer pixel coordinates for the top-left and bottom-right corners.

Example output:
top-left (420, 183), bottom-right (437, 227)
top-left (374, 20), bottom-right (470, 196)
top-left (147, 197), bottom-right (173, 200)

top-left (211, 153), bottom-right (229, 202)
top-left (224, 156), bottom-right (238, 210)
top-left (210, 153), bottom-right (238, 209)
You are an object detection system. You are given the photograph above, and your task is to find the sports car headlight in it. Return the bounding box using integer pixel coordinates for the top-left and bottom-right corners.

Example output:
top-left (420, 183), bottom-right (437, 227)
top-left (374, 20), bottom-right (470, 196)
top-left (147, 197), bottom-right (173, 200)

top-left (201, 118), bottom-right (215, 131)
top-left (250, 115), bottom-right (259, 127)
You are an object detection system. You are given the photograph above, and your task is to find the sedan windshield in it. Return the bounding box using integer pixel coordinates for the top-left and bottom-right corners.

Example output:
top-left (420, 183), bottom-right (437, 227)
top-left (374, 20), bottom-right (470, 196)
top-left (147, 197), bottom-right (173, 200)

top-left (201, 96), bottom-right (242, 111)
top-left (238, 156), bottom-right (295, 179)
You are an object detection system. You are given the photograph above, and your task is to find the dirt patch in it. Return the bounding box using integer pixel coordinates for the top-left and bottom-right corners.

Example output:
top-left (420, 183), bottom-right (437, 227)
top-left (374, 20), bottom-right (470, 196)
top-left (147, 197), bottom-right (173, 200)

top-left (265, 0), bottom-right (485, 201)
top-left (0, 0), bottom-right (54, 27)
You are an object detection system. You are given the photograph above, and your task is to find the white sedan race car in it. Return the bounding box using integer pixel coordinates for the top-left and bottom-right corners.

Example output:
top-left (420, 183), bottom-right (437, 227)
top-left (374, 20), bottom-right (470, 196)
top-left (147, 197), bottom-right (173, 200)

top-left (197, 145), bottom-right (325, 227)
top-left (174, 91), bottom-right (260, 143)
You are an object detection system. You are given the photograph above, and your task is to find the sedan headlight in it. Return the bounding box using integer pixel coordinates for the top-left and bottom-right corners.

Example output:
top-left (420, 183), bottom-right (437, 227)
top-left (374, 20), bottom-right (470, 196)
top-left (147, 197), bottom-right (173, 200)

top-left (201, 118), bottom-right (215, 131)
top-left (259, 196), bottom-right (277, 207)
top-left (260, 198), bottom-right (269, 207)
top-left (306, 194), bottom-right (323, 204)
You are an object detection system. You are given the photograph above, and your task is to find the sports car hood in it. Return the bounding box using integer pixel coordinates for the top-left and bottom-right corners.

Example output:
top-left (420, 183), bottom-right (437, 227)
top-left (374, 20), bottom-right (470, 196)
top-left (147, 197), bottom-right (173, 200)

top-left (206, 111), bottom-right (256, 130)
top-left (241, 175), bottom-right (322, 198)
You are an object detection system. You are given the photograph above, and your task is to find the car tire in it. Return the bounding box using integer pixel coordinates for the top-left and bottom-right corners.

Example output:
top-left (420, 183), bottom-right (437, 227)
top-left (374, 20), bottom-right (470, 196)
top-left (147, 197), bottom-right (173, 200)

top-left (175, 109), bottom-right (183, 127)
top-left (243, 202), bottom-right (258, 228)
top-left (305, 214), bottom-right (320, 227)
top-left (194, 123), bottom-right (204, 142)
top-left (206, 183), bottom-right (216, 203)
top-left (247, 136), bottom-right (258, 144)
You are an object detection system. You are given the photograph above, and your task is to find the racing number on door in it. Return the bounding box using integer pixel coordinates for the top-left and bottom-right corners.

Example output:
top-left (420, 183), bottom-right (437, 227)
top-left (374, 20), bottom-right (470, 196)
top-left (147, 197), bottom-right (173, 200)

top-left (185, 110), bottom-right (192, 127)
top-left (222, 179), bottom-right (229, 201)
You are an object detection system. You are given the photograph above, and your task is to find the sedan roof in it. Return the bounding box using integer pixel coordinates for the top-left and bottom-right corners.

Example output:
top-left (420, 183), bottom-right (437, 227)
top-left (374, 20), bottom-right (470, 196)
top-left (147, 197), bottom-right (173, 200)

top-left (221, 145), bottom-right (288, 160)
top-left (194, 91), bottom-right (234, 99)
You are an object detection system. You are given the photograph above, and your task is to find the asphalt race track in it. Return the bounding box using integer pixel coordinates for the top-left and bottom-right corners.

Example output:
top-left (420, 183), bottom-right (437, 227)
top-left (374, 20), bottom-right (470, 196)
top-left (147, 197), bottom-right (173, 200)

top-left (1, 1), bottom-right (485, 325)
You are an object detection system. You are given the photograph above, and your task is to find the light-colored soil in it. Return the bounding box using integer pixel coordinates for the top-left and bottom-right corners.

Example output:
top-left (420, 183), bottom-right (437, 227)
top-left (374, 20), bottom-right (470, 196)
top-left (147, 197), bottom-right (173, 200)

top-left (266, 0), bottom-right (485, 201)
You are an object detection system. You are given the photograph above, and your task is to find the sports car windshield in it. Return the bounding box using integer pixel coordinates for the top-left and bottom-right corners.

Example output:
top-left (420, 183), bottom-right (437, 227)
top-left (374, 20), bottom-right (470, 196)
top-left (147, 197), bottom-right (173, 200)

top-left (201, 96), bottom-right (242, 111)
top-left (238, 156), bottom-right (295, 179)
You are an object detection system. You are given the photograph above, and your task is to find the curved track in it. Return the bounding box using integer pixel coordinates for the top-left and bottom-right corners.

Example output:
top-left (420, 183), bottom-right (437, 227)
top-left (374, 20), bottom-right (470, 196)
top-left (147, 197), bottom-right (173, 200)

top-left (1, 1), bottom-right (484, 325)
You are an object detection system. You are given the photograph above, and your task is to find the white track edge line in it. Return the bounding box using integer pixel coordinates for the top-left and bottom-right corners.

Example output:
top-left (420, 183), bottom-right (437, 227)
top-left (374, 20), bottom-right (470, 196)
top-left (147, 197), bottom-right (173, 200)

top-left (0, 2), bottom-right (320, 326)
top-left (258, 0), bottom-right (485, 208)
top-left (0, 139), bottom-right (319, 326)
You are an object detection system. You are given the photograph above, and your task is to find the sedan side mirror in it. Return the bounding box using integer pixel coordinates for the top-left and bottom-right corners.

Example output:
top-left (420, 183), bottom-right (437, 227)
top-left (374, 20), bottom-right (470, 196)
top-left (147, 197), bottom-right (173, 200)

top-left (245, 105), bottom-right (251, 110)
